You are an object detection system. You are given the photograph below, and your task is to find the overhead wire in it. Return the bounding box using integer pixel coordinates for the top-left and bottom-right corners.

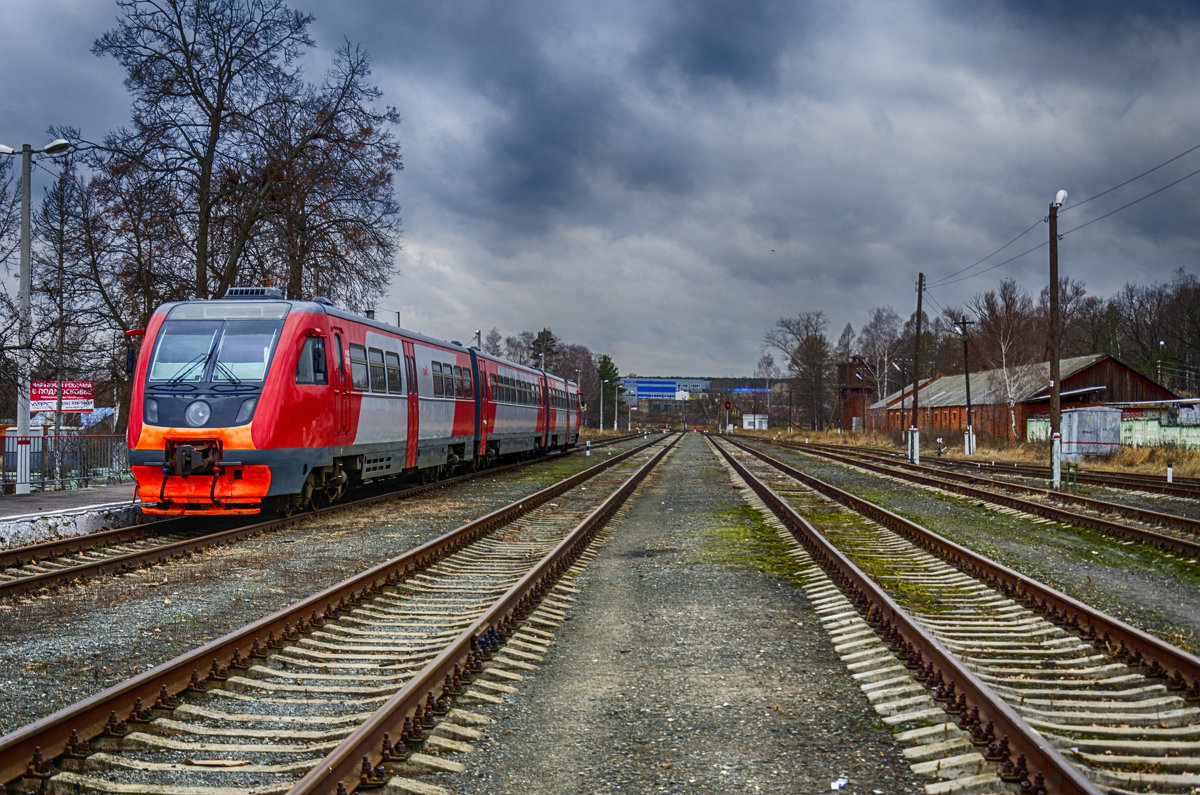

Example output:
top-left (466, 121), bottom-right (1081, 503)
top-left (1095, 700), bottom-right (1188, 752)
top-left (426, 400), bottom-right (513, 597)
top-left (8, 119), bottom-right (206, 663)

top-left (1060, 163), bottom-right (1200, 237)
top-left (930, 137), bottom-right (1200, 289)
top-left (1062, 140), bottom-right (1200, 214)
top-left (926, 216), bottom-right (1043, 288)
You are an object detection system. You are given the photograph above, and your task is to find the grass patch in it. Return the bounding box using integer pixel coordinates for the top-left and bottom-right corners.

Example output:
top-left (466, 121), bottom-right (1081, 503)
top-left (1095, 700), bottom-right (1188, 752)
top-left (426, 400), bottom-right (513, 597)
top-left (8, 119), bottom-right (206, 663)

top-left (699, 505), bottom-right (807, 586)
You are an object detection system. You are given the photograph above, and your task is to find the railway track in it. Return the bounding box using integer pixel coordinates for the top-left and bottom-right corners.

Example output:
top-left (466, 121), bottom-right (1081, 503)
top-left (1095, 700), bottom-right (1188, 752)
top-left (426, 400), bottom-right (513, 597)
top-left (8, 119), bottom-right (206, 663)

top-left (764, 439), bottom-right (1200, 559)
top-left (714, 436), bottom-right (1200, 793)
top-left (0, 432), bottom-right (677, 794)
top-left (836, 444), bottom-right (1200, 500)
top-left (0, 436), bottom-right (636, 602)
top-left (927, 453), bottom-right (1200, 499)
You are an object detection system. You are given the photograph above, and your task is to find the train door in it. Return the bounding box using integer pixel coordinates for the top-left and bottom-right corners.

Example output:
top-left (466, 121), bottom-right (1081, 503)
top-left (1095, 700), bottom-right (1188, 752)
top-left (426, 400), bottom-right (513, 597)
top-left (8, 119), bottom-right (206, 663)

top-left (403, 341), bottom-right (419, 468)
top-left (540, 374), bottom-right (550, 448)
top-left (563, 385), bottom-right (573, 442)
top-left (331, 327), bottom-right (352, 442)
top-left (469, 350), bottom-right (483, 460)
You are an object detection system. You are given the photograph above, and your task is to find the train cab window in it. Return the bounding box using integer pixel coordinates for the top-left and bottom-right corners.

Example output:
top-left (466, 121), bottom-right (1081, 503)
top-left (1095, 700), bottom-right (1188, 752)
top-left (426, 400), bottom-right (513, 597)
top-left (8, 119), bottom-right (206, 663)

top-left (348, 344), bottom-right (369, 391)
top-left (432, 362), bottom-right (444, 397)
top-left (295, 337), bottom-right (327, 385)
top-left (334, 333), bottom-right (345, 376)
top-left (385, 352), bottom-right (402, 393)
top-left (368, 347), bottom-right (387, 392)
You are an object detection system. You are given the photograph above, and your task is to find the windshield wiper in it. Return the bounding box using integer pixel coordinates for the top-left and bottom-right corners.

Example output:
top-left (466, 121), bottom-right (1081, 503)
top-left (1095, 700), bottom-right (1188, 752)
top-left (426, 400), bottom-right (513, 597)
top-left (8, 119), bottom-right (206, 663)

top-left (213, 361), bottom-right (242, 385)
top-left (166, 352), bottom-right (211, 384)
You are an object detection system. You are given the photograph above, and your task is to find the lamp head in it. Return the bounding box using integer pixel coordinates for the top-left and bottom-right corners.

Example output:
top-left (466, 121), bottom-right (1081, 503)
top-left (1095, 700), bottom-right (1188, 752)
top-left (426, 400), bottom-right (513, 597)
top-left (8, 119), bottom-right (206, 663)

top-left (1053, 189), bottom-right (1068, 208)
top-left (0, 145), bottom-right (13, 155)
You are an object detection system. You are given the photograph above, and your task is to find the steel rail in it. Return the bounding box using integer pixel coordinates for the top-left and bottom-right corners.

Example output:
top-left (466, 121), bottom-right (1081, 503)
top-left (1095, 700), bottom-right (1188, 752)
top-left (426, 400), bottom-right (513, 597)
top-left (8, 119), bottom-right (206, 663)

top-left (784, 441), bottom-right (1200, 559)
top-left (287, 434), bottom-right (679, 793)
top-left (0, 521), bottom-right (161, 570)
top-left (713, 438), bottom-right (1099, 793)
top-left (0, 435), bottom-right (667, 789)
top-left (0, 441), bottom-right (616, 600)
top-left (0, 438), bottom-right (625, 575)
top-left (907, 448), bottom-right (1200, 499)
top-left (800, 441), bottom-right (1200, 533)
top-left (725, 438), bottom-right (1200, 709)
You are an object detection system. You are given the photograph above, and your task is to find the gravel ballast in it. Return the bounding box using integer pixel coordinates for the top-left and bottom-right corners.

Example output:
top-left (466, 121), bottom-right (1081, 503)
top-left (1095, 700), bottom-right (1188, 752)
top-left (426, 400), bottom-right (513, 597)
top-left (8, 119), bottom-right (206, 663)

top-left (438, 434), bottom-right (925, 793)
top-left (0, 443), bottom-right (643, 736)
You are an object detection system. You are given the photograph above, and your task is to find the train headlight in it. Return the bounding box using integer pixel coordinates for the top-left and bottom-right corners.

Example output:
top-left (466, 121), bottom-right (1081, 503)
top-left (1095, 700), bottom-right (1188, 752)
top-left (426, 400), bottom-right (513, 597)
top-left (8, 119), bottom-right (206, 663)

top-left (184, 400), bottom-right (211, 427)
top-left (144, 398), bottom-right (159, 425)
top-left (234, 397), bottom-right (258, 425)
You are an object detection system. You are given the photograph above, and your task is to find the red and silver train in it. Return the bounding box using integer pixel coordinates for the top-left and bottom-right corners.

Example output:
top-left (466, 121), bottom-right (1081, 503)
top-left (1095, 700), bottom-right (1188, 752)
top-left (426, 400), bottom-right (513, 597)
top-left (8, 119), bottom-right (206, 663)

top-left (127, 287), bottom-right (582, 516)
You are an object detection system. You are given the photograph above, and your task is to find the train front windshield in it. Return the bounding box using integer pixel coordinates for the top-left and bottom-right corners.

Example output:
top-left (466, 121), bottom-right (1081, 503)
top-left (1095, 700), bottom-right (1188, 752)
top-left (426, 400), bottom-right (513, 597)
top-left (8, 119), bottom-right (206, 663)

top-left (147, 302), bottom-right (289, 385)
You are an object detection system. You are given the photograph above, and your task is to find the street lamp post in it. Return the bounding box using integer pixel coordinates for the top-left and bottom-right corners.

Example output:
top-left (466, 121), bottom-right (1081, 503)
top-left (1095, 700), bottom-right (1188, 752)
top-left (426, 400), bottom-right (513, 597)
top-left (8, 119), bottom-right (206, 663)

top-left (0, 138), bottom-right (71, 494)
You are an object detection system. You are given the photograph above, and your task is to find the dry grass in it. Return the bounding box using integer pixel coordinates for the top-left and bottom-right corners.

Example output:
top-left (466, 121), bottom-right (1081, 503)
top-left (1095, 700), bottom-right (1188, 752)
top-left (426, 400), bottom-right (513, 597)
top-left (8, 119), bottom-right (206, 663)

top-left (751, 428), bottom-right (1200, 477)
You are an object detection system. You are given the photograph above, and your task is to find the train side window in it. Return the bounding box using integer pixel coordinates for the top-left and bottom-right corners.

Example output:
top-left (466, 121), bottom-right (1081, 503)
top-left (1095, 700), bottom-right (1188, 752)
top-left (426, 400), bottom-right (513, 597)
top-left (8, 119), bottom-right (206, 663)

top-left (348, 344), bottom-right (369, 391)
top-left (385, 351), bottom-right (402, 393)
top-left (368, 347), bottom-right (387, 392)
top-left (334, 333), bottom-right (345, 375)
top-left (464, 367), bottom-right (473, 399)
top-left (488, 373), bottom-right (496, 401)
top-left (295, 337), bottom-right (327, 385)
top-left (432, 362), bottom-right (444, 397)
top-left (454, 365), bottom-right (465, 398)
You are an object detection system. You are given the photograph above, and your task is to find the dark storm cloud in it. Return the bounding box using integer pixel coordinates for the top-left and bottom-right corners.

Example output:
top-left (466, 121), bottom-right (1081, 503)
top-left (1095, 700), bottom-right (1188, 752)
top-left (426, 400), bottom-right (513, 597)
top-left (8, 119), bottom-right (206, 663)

top-left (635, 0), bottom-right (811, 91)
top-left (5, 0), bottom-right (1200, 376)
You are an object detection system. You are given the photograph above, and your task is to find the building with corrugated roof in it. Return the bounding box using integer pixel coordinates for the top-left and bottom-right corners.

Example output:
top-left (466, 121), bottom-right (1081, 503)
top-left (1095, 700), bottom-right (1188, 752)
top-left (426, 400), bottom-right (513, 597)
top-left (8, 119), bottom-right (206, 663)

top-left (867, 354), bottom-right (1177, 440)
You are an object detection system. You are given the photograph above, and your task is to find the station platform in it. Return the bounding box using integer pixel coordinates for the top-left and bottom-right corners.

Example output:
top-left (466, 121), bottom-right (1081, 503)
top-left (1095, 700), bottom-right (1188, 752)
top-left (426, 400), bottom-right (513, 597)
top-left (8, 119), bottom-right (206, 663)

top-left (0, 481), bottom-right (139, 521)
top-left (0, 481), bottom-right (143, 550)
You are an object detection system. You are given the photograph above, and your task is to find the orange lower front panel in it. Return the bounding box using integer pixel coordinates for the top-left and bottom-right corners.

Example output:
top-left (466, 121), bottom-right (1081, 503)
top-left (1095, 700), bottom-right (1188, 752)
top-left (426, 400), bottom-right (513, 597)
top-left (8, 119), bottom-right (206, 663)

top-left (133, 464), bottom-right (272, 515)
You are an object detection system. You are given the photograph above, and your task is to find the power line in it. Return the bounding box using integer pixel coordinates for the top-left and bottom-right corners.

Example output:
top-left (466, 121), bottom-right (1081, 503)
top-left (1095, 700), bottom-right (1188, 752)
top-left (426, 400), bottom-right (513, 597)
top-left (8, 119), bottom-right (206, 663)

top-left (931, 137), bottom-right (1200, 289)
top-left (1061, 163), bottom-right (1200, 238)
top-left (926, 216), bottom-right (1043, 288)
top-left (1064, 139), bottom-right (1200, 214)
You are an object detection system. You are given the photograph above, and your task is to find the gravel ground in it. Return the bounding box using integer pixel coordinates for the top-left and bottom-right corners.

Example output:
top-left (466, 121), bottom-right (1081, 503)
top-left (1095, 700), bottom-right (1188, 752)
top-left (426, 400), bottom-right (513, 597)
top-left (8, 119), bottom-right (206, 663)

top-left (438, 433), bottom-right (925, 794)
top-left (0, 441), bottom-right (644, 737)
top-left (755, 440), bottom-right (1200, 653)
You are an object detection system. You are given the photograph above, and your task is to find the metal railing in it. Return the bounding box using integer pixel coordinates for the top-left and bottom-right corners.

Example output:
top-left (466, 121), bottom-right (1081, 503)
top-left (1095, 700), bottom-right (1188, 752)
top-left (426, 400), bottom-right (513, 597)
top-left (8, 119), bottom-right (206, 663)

top-left (1, 433), bottom-right (132, 492)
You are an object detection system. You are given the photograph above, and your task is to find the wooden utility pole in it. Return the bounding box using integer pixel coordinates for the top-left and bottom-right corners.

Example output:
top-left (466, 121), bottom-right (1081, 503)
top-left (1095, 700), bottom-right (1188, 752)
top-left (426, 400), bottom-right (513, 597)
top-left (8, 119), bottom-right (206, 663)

top-left (1049, 190), bottom-right (1067, 488)
top-left (958, 318), bottom-right (975, 453)
top-left (910, 272), bottom-right (924, 431)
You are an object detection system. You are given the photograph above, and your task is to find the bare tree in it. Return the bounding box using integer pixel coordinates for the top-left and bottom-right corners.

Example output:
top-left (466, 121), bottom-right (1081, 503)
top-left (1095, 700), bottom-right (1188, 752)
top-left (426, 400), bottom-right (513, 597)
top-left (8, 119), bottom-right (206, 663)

top-left (858, 306), bottom-right (902, 398)
top-left (248, 42), bottom-right (403, 308)
top-left (969, 279), bottom-right (1039, 439)
top-left (483, 327), bottom-right (503, 356)
top-left (94, 0), bottom-right (315, 298)
top-left (764, 312), bottom-right (832, 430)
top-left (504, 331), bottom-right (535, 365)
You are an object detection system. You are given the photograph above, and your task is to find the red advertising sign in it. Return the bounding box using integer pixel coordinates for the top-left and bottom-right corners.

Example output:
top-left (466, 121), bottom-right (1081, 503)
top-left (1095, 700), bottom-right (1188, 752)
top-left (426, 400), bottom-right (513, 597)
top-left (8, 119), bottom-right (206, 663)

top-left (31, 381), bottom-right (94, 413)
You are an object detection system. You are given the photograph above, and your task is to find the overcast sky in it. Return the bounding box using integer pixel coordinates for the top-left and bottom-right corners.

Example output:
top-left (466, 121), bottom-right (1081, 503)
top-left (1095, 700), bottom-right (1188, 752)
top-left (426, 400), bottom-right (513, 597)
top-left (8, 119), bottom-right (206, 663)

top-left (4, 0), bottom-right (1200, 377)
